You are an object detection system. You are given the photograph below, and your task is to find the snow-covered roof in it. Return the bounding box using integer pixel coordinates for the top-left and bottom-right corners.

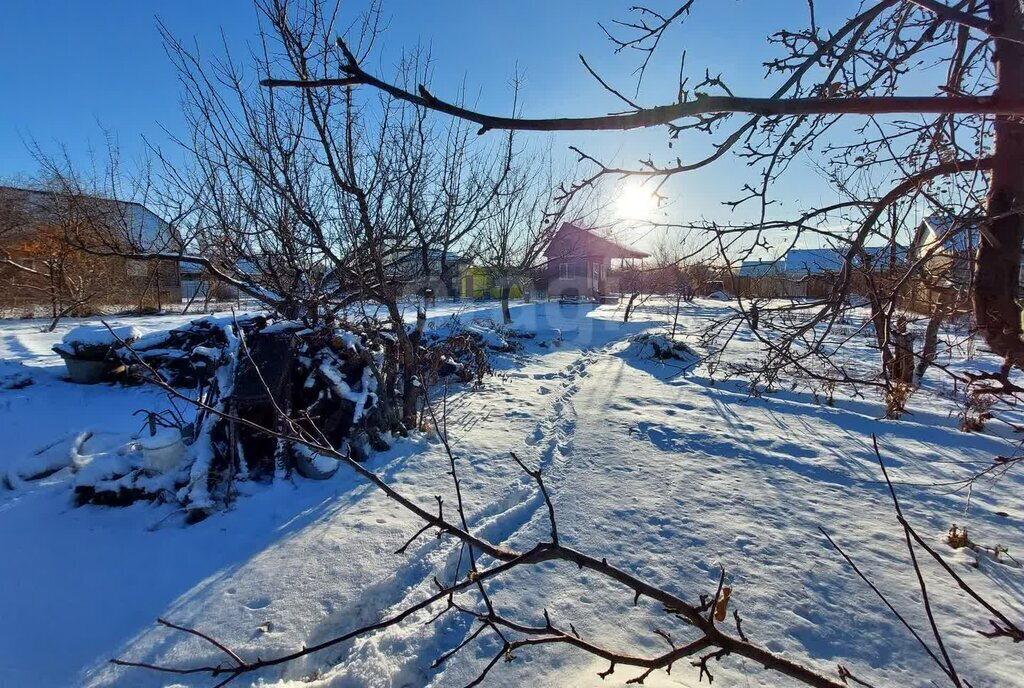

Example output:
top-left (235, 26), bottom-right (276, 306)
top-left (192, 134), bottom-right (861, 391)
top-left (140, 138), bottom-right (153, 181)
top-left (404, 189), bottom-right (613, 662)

top-left (384, 249), bottom-right (469, 283)
top-left (392, 249), bottom-right (467, 269)
top-left (760, 245), bottom-right (909, 276)
top-left (410, 248), bottom-right (465, 263)
top-left (180, 258), bottom-right (262, 277)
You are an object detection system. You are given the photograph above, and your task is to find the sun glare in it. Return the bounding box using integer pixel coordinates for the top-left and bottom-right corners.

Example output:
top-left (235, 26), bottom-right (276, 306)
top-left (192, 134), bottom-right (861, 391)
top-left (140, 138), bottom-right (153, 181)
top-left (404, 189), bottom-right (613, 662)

top-left (616, 184), bottom-right (658, 219)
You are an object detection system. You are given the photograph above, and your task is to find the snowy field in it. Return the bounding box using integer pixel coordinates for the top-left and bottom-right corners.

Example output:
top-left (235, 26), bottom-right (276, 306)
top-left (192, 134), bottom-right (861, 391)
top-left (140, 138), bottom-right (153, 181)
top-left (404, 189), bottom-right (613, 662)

top-left (1, 299), bottom-right (1022, 687)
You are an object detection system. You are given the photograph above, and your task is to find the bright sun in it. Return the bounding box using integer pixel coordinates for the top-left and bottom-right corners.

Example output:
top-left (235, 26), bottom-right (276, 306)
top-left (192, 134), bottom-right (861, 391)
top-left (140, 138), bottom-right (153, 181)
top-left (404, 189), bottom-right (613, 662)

top-left (616, 184), bottom-right (658, 219)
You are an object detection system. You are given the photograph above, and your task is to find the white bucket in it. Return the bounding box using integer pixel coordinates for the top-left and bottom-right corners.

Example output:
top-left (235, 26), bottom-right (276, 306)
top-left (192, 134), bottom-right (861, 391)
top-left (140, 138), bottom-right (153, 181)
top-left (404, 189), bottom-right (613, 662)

top-left (139, 428), bottom-right (185, 474)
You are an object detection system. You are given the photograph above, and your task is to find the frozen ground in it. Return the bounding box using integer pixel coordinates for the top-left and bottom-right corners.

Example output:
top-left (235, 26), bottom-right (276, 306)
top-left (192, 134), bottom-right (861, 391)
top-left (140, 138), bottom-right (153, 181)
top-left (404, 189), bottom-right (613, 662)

top-left (0, 299), bottom-right (1021, 688)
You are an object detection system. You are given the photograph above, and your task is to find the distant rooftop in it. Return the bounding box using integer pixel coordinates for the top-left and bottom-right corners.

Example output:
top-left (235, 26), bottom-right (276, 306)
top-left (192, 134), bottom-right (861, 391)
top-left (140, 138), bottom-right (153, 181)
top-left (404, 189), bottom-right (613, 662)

top-left (922, 214), bottom-right (980, 254)
top-left (545, 222), bottom-right (650, 259)
top-left (738, 260), bottom-right (783, 277)
top-left (783, 248), bottom-right (843, 274)
top-left (739, 244), bottom-right (907, 277)
top-left (0, 184), bottom-right (175, 251)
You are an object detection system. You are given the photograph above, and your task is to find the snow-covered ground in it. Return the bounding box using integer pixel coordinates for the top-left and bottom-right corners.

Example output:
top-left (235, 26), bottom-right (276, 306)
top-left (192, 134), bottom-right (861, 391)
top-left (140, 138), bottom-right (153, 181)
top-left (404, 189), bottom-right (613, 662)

top-left (1, 299), bottom-right (1021, 688)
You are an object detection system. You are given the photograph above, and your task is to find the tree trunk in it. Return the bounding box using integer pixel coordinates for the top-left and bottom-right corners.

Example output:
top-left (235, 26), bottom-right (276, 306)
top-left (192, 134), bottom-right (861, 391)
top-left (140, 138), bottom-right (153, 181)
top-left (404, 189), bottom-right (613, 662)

top-left (623, 292), bottom-right (638, 323)
top-left (48, 266), bottom-right (58, 323)
top-left (45, 310), bottom-right (62, 332)
top-left (279, 298), bottom-right (303, 320)
top-left (399, 306), bottom-right (427, 430)
top-left (500, 286), bottom-right (512, 325)
top-left (156, 264), bottom-right (163, 312)
top-left (890, 326), bottom-right (915, 386)
top-left (867, 291), bottom-right (894, 378)
top-left (916, 295), bottom-right (948, 383)
top-left (182, 281), bottom-right (202, 315)
top-left (670, 291), bottom-right (682, 338)
top-left (976, 0), bottom-right (1024, 370)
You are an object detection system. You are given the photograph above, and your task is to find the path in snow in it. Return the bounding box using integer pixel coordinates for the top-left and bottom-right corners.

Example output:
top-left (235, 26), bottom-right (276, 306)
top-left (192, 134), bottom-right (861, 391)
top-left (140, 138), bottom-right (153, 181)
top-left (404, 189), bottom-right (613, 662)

top-left (2, 302), bottom-right (1022, 688)
top-left (424, 311), bottom-right (1024, 688)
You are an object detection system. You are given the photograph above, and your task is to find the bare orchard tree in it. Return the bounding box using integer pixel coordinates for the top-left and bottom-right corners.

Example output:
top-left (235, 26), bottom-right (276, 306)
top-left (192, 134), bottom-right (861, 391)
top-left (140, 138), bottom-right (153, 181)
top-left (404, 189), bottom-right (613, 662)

top-left (473, 144), bottom-right (594, 324)
top-left (615, 228), bottom-right (714, 325)
top-left (262, 0), bottom-right (1024, 391)
top-left (617, 256), bottom-right (655, 323)
top-left (42, 0), bottom-right (526, 431)
top-left (393, 68), bottom-right (516, 301)
top-left (649, 236), bottom-right (698, 338)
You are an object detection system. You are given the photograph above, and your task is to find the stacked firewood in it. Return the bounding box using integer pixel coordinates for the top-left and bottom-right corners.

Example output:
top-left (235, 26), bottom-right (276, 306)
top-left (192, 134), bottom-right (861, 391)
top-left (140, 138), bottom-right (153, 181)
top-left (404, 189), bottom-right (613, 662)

top-left (70, 314), bottom-right (496, 521)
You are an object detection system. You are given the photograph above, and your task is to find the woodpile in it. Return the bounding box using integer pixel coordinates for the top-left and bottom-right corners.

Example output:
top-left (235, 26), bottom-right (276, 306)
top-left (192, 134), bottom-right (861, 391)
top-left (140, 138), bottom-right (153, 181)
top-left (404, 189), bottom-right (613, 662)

top-left (66, 314), bottom-right (495, 521)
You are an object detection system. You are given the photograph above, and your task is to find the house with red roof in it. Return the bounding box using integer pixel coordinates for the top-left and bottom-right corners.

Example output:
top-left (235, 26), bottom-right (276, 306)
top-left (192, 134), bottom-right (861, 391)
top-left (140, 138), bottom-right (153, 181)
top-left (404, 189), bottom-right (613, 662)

top-left (541, 222), bottom-right (649, 299)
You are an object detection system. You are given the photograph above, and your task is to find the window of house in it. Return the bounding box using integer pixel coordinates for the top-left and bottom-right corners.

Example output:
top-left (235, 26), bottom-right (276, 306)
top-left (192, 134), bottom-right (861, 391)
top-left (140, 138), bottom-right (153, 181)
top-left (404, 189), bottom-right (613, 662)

top-left (126, 260), bottom-right (149, 277)
top-left (559, 262), bottom-right (571, 280)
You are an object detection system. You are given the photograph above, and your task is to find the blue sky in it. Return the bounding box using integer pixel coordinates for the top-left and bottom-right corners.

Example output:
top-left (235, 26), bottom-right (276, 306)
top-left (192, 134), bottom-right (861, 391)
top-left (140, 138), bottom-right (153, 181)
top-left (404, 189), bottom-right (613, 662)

top-left (0, 1), bottom-right (854, 243)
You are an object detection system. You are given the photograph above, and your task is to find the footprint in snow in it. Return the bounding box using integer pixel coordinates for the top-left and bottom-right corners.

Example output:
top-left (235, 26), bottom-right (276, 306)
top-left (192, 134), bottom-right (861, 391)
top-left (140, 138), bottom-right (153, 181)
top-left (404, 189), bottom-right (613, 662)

top-left (733, 537), bottom-right (755, 552)
top-left (243, 596), bottom-right (272, 610)
top-left (792, 604), bottom-right (826, 625)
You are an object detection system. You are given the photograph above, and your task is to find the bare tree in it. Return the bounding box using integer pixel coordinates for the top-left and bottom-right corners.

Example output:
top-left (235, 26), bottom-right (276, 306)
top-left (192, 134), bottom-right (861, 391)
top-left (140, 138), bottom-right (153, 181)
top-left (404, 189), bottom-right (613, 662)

top-left (473, 145), bottom-right (594, 324)
top-left (39, 0), bottom-right (545, 431)
top-left (393, 69), bottom-right (516, 302)
top-left (262, 1), bottom-right (1024, 394)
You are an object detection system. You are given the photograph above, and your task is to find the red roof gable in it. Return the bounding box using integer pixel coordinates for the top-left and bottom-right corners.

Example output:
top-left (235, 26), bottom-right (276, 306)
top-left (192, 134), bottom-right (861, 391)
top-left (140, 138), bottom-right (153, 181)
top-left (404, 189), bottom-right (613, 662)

top-left (544, 222), bottom-right (650, 260)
